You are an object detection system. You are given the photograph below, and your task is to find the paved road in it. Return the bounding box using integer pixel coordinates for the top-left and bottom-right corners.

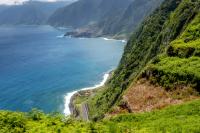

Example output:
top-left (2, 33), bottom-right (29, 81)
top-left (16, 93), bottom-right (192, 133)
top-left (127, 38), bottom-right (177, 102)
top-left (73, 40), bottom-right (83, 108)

top-left (82, 103), bottom-right (89, 121)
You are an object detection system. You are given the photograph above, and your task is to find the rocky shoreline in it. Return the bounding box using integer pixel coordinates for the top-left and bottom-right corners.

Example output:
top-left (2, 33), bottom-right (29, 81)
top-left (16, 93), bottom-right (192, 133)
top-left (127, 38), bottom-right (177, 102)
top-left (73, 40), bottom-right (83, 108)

top-left (64, 27), bottom-right (128, 40)
top-left (64, 27), bottom-right (100, 38)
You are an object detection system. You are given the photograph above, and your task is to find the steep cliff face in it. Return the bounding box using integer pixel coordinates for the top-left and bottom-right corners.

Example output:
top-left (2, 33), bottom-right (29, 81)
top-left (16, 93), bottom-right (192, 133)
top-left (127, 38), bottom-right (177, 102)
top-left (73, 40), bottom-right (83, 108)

top-left (83, 0), bottom-right (200, 120)
top-left (48, 0), bottom-right (132, 28)
top-left (97, 0), bottom-right (164, 37)
top-left (48, 0), bottom-right (163, 38)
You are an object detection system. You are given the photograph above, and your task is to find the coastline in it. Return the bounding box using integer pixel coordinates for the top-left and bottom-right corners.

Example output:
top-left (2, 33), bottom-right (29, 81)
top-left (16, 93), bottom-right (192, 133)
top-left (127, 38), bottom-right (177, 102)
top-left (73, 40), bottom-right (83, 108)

top-left (64, 72), bottom-right (111, 116)
top-left (64, 28), bottom-right (127, 43)
top-left (57, 34), bottom-right (127, 43)
top-left (61, 35), bottom-right (126, 116)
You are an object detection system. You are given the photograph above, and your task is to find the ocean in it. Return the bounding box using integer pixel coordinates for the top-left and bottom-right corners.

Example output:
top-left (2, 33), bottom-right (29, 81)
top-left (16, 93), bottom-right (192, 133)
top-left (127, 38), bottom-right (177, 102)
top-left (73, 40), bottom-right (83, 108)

top-left (0, 25), bottom-right (124, 114)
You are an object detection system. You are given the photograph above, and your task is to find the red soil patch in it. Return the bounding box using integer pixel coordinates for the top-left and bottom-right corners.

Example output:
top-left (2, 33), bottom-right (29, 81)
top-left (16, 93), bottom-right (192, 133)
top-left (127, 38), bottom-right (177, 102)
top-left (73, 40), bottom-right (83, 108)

top-left (122, 79), bottom-right (199, 113)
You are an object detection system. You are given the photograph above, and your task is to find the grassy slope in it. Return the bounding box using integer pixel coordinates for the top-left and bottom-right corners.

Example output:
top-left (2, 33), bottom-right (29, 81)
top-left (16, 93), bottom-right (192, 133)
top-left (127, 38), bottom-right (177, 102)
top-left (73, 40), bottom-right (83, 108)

top-left (1, 100), bottom-right (200, 132)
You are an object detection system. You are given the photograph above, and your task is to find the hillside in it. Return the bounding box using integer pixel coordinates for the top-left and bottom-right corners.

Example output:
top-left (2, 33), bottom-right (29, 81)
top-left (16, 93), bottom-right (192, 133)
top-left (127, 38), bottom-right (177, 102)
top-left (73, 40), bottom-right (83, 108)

top-left (0, 1), bottom-right (71, 25)
top-left (48, 0), bottom-right (163, 39)
top-left (71, 0), bottom-right (200, 120)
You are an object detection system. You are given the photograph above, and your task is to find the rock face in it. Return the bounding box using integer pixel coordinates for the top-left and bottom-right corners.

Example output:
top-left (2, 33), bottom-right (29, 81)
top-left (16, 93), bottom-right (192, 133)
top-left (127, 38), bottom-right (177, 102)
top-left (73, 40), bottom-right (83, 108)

top-left (48, 0), bottom-right (133, 28)
top-left (65, 30), bottom-right (94, 38)
top-left (98, 0), bottom-right (164, 36)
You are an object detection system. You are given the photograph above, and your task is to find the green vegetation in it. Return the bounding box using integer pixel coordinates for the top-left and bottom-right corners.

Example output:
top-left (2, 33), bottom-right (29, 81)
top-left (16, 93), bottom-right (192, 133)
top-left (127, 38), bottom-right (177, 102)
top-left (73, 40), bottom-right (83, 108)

top-left (1, 100), bottom-right (200, 132)
top-left (168, 39), bottom-right (200, 57)
top-left (146, 56), bottom-right (200, 90)
top-left (167, 13), bottom-right (200, 57)
top-left (144, 8), bottom-right (200, 90)
top-left (81, 0), bottom-right (200, 120)
top-left (84, 0), bottom-right (181, 120)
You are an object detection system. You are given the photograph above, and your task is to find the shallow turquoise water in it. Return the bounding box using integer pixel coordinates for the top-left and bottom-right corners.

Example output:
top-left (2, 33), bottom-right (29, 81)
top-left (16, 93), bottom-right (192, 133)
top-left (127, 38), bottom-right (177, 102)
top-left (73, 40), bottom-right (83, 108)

top-left (0, 25), bottom-right (124, 113)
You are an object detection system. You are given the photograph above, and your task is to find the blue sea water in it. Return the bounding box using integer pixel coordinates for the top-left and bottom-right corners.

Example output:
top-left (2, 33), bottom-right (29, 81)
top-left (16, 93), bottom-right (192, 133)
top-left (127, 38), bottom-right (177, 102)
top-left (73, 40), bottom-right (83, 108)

top-left (0, 25), bottom-right (124, 113)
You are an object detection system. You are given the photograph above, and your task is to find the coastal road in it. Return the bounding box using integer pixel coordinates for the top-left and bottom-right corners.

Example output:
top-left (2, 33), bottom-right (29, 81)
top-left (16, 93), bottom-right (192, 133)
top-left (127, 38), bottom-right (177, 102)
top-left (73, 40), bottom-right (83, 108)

top-left (82, 103), bottom-right (89, 121)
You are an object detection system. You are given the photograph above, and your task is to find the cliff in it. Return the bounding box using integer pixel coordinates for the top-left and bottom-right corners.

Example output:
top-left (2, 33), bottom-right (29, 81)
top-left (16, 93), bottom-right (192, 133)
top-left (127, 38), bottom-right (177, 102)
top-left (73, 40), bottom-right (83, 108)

top-left (73, 0), bottom-right (200, 120)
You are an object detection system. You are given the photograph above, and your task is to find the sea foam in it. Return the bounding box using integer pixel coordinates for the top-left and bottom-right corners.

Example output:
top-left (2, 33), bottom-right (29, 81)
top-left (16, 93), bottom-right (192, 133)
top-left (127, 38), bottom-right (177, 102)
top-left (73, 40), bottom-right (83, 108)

top-left (56, 34), bottom-right (65, 38)
top-left (103, 37), bottom-right (127, 43)
top-left (103, 37), bottom-right (115, 41)
top-left (64, 73), bottom-right (110, 115)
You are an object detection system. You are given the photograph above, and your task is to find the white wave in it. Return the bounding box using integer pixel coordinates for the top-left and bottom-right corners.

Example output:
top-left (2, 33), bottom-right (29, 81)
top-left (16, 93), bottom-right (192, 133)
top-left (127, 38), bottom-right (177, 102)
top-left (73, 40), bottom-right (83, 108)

top-left (63, 73), bottom-right (110, 115)
top-left (78, 37), bottom-right (86, 40)
top-left (102, 37), bottom-right (127, 43)
top-left (64, 91), bottom-right (78, 115)
top-left (65, 35), bottom-right (72, 38)
top-left (121, 40), bottom-right (127, 43)
top-left (103, 37), bottom-right (115, 41)
top-left (56, 34), bottom-right (65, 38)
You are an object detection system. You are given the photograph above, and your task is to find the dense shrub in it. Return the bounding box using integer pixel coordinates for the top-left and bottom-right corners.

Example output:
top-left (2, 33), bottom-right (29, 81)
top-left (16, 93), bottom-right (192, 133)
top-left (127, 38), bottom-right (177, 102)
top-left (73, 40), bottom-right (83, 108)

top-left (145, 56), bottom-right (200, 90)
top-left (1, 100), bottom-right (200, 132)
top-left (167, 13), bottom-right (200, 58)
top-left (145, 10), bottom-right (200, 91)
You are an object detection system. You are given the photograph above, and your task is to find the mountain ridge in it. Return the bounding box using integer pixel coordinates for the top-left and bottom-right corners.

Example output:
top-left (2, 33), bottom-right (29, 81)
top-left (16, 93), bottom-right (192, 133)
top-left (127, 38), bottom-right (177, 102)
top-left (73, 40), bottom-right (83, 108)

top-left (0, 1), bottom-right (72, 25)
top-left (49, 0), bottom-right (164, 39)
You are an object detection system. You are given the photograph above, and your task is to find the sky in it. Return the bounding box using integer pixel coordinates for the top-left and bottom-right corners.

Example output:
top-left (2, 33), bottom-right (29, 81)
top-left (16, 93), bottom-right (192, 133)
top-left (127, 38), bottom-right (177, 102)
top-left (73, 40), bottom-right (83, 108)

top-left (0, 0), bottom-right (74, 5)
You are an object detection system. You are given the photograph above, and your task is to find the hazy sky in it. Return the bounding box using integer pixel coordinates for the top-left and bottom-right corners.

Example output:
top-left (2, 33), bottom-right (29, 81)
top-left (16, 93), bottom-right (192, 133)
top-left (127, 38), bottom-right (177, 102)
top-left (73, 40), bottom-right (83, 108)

top-left (0, 0), bottom-right (74, 5)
